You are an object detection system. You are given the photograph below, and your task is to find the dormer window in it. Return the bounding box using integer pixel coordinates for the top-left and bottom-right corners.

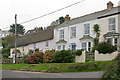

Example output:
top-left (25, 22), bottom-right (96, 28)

top-left (109, 18), bottom-right (115, 32)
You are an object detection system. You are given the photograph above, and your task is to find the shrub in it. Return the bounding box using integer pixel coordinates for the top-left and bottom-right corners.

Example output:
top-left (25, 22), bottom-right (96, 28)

top-left (102, 54), bottom-right (120, 79)
top-left (73, 49), bottom-right (84, 56)
top-left (97, 42), bottom-right (117, 54)
top-left (53, 50), bottom-right (75, 63)
top-left (43, 49), bottom-right (55, 63)
top-left (26, 52), bottom-right (44, 64)
top-left (2, 54), bottom-right (9, 59)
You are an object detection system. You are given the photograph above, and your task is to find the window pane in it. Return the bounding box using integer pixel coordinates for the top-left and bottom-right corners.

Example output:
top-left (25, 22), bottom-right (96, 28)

top-left (82, 42), bottom-right (86, 51)
top-left (60, 29), bottom-right (64, 39)
top-left (63, 45), bottom-right (65, 50)
top-left (109, 18), bottom-right (115, 31)
top-left (71, 43), bottom-right (76, 51)
top-left (84, 24), bottom-right (90, 35)
top-left (71, 27), bottom-right (76, 38)
top-left (58, 45), bottom-right (61, 51)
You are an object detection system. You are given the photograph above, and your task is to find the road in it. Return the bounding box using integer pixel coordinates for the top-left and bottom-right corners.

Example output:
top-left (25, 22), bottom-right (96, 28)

top-left (1, 70), bottom-right (103, 78)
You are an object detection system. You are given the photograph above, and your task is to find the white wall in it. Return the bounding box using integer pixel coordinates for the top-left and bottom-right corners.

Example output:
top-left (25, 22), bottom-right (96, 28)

top-left (95, 50), bottom-right (118, 61)
top-left (54, 19), bottom-right (98, 51)
top-left (75, 51), bottom-right (86, 63)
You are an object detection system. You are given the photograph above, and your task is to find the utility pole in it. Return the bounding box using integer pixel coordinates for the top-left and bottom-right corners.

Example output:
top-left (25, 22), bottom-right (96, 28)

top-left (15, 14), bottom-right (17, 64)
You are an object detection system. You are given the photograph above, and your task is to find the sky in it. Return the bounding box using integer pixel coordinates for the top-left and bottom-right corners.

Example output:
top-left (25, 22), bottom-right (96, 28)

top-left (0, 0), bottom-right (120, 31)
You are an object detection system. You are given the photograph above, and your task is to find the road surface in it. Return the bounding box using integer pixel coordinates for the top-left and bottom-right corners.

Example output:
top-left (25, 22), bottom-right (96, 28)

top-left (1, 70), bottom-right (103, 78)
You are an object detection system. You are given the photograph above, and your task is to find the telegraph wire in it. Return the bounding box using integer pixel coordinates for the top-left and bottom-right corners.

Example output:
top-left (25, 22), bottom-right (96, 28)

top-left (20, 0), bottom-right (85, 24)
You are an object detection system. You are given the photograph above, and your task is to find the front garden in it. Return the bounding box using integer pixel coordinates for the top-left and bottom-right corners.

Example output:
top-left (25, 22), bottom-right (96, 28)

top-left (2, 61), bottom-right (112, 73)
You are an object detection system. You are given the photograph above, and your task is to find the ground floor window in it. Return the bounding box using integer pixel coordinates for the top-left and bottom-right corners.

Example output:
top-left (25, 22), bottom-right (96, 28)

top-left (82, 42), bottom-right (91, 51)
top-left (107, 38), bottom-right (118, 47)
top-left (58, 45), bottom-right (61, 51)
top-left (71, 43), bottom-right (76, 51)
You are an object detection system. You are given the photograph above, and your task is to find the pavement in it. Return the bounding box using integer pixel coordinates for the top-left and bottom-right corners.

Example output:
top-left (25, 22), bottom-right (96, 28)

top-left (1, 70), bottom-right (103, 78)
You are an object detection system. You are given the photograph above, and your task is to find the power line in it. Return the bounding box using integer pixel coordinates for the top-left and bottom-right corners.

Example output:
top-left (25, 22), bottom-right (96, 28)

top-left (20, 0), bottom-right (85, 24)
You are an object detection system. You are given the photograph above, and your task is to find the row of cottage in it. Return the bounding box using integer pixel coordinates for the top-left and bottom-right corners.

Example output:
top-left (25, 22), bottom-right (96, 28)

top-left (10, 1), bottom-right (120, 58)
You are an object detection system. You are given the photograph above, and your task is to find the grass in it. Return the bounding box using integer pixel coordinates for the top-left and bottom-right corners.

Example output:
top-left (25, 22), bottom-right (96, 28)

top-left (2, 64), bottom-right (33, 70)
top-left (2, 61), bottom-right (112, 73)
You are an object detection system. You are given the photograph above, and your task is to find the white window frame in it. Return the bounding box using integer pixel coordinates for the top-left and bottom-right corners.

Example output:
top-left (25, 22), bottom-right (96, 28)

top-left (71, 27), bottom-right (76, 38)
top-left (71, 43), bottom-right (76, 51)
top-left (63, 45), bottom-right (65, 50)
top-left (33, 44), bottom-right (36, 50)
top-left (45, 41), bottom-right (49, 48)
top-left (60, 29), bottom-right (64, 40)
top-left (84, 24), bottom-right (90, 35)
top-left (109, 18), bottom-right (115, 32)
top-left (58, 45), bottom-right (61, 51)
top-left (82, 42), bottom-right (87, 51)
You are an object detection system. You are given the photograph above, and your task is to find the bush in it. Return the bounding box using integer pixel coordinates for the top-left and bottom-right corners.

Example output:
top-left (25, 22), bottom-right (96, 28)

top-left (43, 50), bottom-right (55, 63)
top-left (102, 54), bottom-right (120, 79)
top-left (2, 54), bottom-right (9, 59)
top-left (97, 42), bottom-right (117, 54)
top-left (26, 52), bottom-right (44, 64)
top-left (73, 49), bottom-right (84, 56)
top-left (53, 50), bottom-right (75, 63)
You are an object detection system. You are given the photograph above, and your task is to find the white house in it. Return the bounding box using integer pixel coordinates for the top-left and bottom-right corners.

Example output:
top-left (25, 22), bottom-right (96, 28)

top-left (54, 1), bottom-right (120, 52)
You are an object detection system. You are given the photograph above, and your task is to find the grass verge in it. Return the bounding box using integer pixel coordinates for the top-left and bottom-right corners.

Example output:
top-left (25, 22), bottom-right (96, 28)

top-left (2, 61), bottom-right (112, 73)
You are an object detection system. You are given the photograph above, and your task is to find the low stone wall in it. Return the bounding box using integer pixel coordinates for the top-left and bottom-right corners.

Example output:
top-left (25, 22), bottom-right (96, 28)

top-left (75, 51), bottom-right (85, 63)
top-left (95, 50), bottom-right (118, 61)
top-left (2, 58), bottom-right (25, 64)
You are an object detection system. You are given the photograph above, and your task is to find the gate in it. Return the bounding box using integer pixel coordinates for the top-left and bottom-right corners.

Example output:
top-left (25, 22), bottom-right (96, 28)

top-left (86, 53), bottom-right (95, 62)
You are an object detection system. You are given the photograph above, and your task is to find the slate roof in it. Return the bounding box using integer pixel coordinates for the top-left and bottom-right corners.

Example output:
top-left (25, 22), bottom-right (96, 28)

top-left (10, 28), bottom-right (54, 48)
top-left (56, 6), bottom-right (119, 28)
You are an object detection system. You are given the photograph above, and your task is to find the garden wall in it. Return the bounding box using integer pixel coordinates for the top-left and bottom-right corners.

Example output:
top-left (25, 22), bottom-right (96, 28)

top-left (95, 50), bottom-right (118, 61)
top-left (75, 51), bottom-right (85, 62)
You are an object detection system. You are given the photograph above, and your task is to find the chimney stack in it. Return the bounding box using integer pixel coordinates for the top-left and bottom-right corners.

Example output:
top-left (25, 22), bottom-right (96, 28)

top-left (107, 1), bottom-right (114, 9)
top-left (65, 15), bottom-right (70, 21)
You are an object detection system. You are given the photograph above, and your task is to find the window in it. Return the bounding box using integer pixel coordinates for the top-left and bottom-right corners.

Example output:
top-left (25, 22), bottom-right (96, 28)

top-left (63, 45), bottom-right (65, 50)
top-left (34, 44), bottom-right (36, 50)
top-left (107, 38), bottom-right (113, 44)
top-left (46, 41), bottom-right (49, 47)
top-left (114, 38), bottom-right (118, 47)
top-left (109, 18), bottom-right (115, 31)
top-left (60, 29), bottom-right (64, 39)
top-left (58, 45), bottom-right (61, 51)
top-left (71, 27), bottom-right (76, 38)
top-left (84, 24), bottom-right (90, 35)
top-left (82, 42), bottom-right (87, 51)
top-left (22, 47), bottom-right (24, 52)
top-left (71, 43), bottom-right (76, 51)
top-left (88, 42), bottom-right (91, 51)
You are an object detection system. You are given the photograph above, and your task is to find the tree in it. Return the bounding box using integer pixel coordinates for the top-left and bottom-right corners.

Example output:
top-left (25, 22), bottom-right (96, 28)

top-left (9, 24), bottom-right (25, 35)
top-left (2, 35), bottom-right (14, 55)
top-left (93, 24), bottom-right (100, 38)
top-left (92, 24), bottom-right (100, 52)
top-left (59, 16), bottom-right (65, 24)
top-left (2, 35), bottom-right (14, 48)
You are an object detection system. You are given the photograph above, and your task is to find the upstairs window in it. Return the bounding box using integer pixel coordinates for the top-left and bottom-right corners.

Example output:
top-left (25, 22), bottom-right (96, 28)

top-left (60, 29), bottom-right (64, 40)
top-left (71, 27), bottom-right (76, 38)
top-left (109, 18), bottom-right (115, 31)
top-left (84, 24), bottom-right (90, 35)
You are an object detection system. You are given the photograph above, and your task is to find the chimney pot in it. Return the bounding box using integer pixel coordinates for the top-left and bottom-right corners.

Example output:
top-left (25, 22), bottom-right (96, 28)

top-left (107, 1), bottom-right (114, 9)
top-left (65, 14), bottom-right (70, 21)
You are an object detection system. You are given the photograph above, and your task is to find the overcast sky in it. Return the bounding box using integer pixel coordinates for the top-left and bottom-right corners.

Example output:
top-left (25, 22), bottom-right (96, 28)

top-left (0, 0), bottom-right (120, 31)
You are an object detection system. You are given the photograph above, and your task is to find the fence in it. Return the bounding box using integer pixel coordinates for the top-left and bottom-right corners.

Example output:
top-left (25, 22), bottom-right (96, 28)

top-left (2, 58), bottom-right (25, 64)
